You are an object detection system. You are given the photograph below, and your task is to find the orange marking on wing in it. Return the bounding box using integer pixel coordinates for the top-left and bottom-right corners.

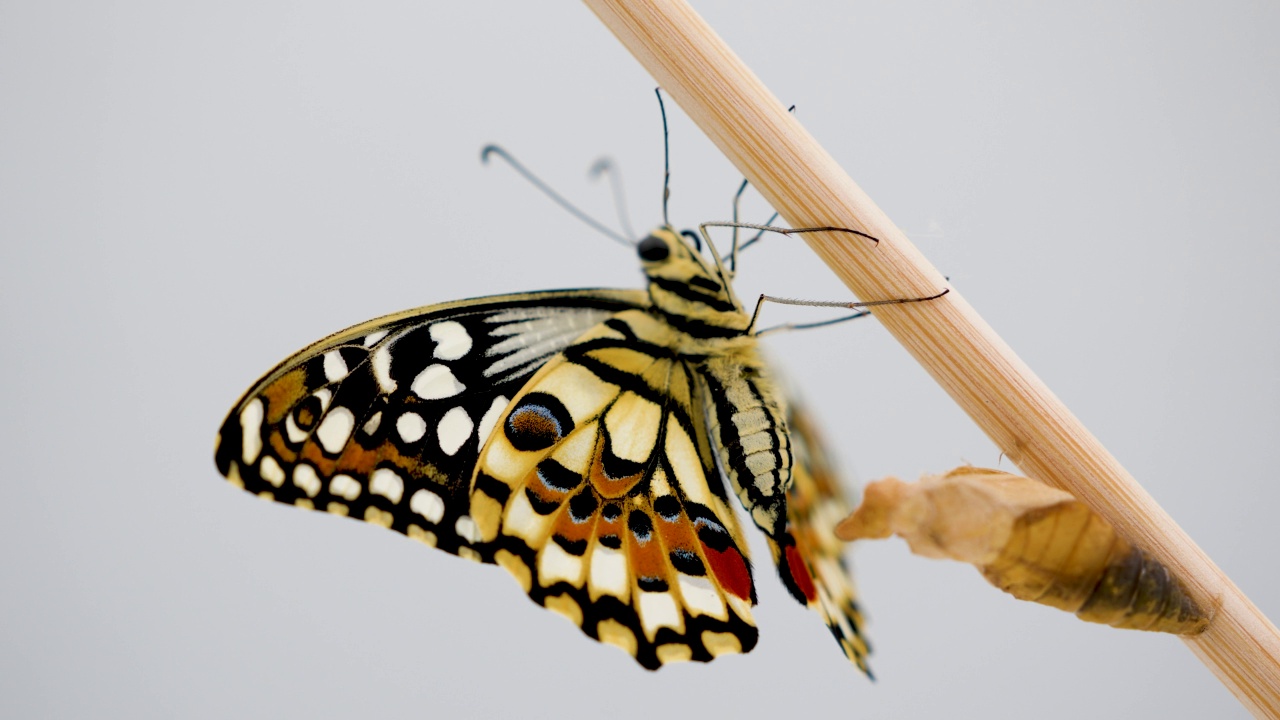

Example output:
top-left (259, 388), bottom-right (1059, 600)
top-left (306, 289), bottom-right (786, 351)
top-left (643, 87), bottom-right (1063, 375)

top-left (260, 369), bottom-right (308, 423)
top-left (294, 405), bottom-right (317, 431)
top-left (332, 439), bottom-right (390, 476)
top-left (654, 512), bottom-right (700, 563)
top-left (588, 435), bottom-right (645, 499)
top-left (299, 441), bottom-right (336, 474)
top-left (595, 506), bottom-right (625, 547)
top-left (267, 431), bottom-right (298, 464)
top-left (626, 511), bottom-right (671, 587)
top-left (272, 427), bottom-right (454, 492)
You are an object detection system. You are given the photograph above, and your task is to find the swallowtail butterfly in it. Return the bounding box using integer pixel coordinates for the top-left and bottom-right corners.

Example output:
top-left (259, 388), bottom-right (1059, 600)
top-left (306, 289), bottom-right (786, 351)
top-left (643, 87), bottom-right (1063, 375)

top-left (214, 139), bottom-right (882, 672)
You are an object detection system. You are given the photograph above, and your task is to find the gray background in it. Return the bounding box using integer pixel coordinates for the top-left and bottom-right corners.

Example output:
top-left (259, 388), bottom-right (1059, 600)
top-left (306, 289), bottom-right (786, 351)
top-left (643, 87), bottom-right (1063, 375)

top-left (3, 2), bottom-right (1277, 718)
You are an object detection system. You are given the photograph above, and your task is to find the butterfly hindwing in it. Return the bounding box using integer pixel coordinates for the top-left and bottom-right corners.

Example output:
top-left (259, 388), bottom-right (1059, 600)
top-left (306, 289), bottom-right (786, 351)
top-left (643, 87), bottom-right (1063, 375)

top-left (470, 310), bottom-right (760, 668)
top-left (766, 400), bottom-right (872, 673)
top-left (215, 290), bottom-right (647, 557)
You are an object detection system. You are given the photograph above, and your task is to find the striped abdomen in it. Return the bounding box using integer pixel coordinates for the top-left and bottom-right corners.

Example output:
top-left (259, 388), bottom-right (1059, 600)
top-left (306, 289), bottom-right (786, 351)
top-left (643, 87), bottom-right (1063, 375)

top-left (700, 357), bottom-right (792, 537)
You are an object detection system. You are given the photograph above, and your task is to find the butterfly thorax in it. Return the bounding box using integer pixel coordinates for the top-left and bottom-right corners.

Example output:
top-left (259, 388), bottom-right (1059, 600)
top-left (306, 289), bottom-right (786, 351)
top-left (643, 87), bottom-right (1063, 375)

top-left (638, 227), bottom-right (751, 342)
top-left (635, 227), bottom-right (792, 537)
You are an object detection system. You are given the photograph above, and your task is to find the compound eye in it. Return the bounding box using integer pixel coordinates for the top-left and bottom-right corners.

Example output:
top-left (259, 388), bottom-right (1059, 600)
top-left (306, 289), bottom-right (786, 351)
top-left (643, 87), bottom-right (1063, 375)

top-left (637, 235), bottom-right (670, 262)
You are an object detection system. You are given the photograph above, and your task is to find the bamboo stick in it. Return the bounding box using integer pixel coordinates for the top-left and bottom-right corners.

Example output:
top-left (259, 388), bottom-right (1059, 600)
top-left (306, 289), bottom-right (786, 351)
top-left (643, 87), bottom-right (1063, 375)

top-left (580, 0), bottom-right (1280, 716)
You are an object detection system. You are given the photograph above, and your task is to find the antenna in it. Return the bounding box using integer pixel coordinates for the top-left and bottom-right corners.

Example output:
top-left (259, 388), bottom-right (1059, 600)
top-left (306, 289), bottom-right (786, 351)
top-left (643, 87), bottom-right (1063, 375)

top-left (481, 145), bottom-right (632, 247)
top-left (588, 157), bottom-right (636, 241)
top-left (655, 88), bottom-right (671, 228)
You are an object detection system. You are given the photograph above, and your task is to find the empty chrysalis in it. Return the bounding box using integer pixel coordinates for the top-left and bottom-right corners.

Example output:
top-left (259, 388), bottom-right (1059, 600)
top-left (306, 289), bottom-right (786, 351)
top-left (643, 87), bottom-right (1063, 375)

top-left (836, 467), bottom-right (1209, 635)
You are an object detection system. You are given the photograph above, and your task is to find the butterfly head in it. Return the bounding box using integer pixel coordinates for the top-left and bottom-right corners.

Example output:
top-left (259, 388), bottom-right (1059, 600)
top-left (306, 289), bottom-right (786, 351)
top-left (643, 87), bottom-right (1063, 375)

top-left (637, 227), bottom-right (745, 329)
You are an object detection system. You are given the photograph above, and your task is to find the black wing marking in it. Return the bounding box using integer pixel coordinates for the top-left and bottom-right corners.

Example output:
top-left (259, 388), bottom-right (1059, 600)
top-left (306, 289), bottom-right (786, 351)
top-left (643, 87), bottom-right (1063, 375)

top-left (468, 313), bottom-right (761, 669)
top-left (214, 289), bottom-right (648, 558)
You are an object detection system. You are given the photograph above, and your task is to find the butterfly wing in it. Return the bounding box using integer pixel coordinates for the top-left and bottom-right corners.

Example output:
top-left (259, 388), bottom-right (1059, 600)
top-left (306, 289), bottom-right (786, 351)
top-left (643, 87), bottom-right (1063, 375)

top-left (766, 400), bottom-right (873, 676)
top-left (214, 289), bottom-right (648, 558)
top-left (468, 309), bottom-right (760, 669)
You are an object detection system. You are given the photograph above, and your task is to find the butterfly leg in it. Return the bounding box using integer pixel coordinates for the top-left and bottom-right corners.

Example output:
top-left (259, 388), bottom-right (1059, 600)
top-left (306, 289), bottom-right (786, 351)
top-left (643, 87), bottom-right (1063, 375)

top-left (727, 182), bottom-right (782, 275)
top-left (728, 213), bottom-right (779, 273)
top-left (694, 221), bottom-right (882, 304)
top-left (747, 289), bottom-right (949, 336)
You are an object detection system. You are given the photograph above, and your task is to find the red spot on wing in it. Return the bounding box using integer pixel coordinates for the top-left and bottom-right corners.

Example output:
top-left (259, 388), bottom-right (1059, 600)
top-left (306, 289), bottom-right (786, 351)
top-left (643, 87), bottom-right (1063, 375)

top-left (702, 543), bottom-right (753, 602)
top-left (784, 544), bottom-right (818, 603)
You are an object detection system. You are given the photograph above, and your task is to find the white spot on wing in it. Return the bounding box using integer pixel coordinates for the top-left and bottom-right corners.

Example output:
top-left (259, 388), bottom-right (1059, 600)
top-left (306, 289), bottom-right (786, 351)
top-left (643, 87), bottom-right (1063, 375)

top-left (370, 467), bottom-right (405, 504)
top-left (323, 351), bottom-right (348, 382)
top-left (638, 592), bottom-right (682, 639)
top-left (259, 455), bottom-right (285, 487)
top-left (330, 474), bottom-right (361, 501)
top-left (363, 330), bottom-right (389, 347)
top-left (312, 388), bottom-right (333, 412)
top-left (455, 515), bottom-right (480, 544)
top-left (678, 574), bottom-right (726, 618)
top-left (362, 411), bottom-right (382, 435)
top-left (292, 464), bottom-right (322, 498)
top-left (430, 321), bottom-right (472, 361)
top-left (436, 406), bottom-right (473, 456)
top-left (589, 546), bottom-right (628, 599)
top-left (315, 407), bottom-right (355, 454)
top-left (410, 488), bottom-right (445, 523)
top-left (239, 399), bottom-right (264, 464)
top-left (411, 364), bottom-right (465, 400)
top-left (539, 542), bottom-right (584, 585)
top-left (396, 412), bottom-right (427, 444)
top-left (476, 395), bottom-right (508, 445)
top-left (284, 414), bottom-right (308, 444)
top-left (372, 344), bottom-right (396, 393)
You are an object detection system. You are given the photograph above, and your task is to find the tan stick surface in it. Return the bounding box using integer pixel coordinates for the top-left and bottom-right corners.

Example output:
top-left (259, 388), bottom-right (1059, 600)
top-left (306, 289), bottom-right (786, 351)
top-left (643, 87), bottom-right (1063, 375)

top-left (582, 0), bottom-right (1280, 716)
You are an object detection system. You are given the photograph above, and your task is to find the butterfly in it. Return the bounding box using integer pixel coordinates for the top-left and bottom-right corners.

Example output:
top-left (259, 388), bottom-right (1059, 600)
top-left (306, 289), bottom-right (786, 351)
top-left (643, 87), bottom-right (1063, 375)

top-left (213, 153), bottom-right (875, 672)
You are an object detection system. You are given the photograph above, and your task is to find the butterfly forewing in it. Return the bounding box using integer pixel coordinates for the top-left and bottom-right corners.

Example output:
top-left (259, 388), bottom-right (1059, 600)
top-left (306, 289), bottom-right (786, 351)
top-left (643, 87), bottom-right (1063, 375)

top-left (215, 290), bottom-right (646, 557)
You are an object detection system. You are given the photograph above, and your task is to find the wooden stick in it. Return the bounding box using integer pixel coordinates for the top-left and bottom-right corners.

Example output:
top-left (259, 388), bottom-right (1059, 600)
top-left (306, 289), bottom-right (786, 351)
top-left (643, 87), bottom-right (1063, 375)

top-left (581, 0), bottom-right (1280, 716)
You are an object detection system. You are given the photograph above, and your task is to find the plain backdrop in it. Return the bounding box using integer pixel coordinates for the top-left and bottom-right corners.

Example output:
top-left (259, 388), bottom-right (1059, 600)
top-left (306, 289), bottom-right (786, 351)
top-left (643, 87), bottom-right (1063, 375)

top-left (3, 2), bottom-right (1277, 718)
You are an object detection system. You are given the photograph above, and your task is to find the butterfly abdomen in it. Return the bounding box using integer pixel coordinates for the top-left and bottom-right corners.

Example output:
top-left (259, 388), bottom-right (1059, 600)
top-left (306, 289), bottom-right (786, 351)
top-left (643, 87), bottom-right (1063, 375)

top-left (701, 359), bottom-right (792, 536)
